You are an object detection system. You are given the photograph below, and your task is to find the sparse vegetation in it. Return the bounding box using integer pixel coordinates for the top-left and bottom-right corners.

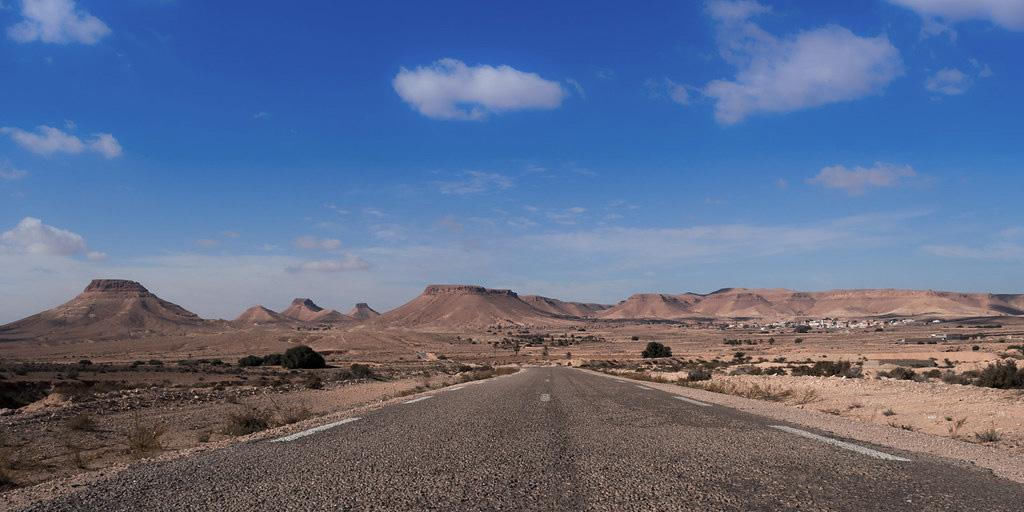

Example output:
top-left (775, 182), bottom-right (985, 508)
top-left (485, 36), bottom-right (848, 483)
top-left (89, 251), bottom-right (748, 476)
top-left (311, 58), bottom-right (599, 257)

top-left (877, 367), bottom-right (916, 380)
top-left (882, 408), bottom-right (896, 416)
top-left (974, 427), bottom-right (1002, 443)
top-left (350, 363), bottom-right (373, 379)
top-left (790, 360), bottom-right (862, 378)
top-left (888, 421), bottom-right (915, 431)
top-left (641, 341), bottom-right (672, 358)
top-left (223, 407), bottom-right (273, 436)
top-left (947, 417), bottom-right (968, 438)
top-left (67, 413), bottom-right (97, 431)
top-left (686, 367), bottom-right (712, 382)
top-left (125, 414), bottom-right (165, 456)
top-left (238, 355), bottom-right (264, 367)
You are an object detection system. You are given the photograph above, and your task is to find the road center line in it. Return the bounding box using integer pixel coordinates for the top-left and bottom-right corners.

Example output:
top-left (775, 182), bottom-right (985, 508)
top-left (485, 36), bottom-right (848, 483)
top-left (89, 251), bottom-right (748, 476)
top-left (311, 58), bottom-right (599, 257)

top-left (403, 396), bottom-right (434, 404)
top-left (674, 396), bottom-right (712, 407)
top-left (270, 417), bottom-right (360, 443)
top-left (770, 425), bottom-right (911, 462)
top-left (540, 393), bottom-right (551, 402)
top-left (636, 385), bottom-right (652, 390)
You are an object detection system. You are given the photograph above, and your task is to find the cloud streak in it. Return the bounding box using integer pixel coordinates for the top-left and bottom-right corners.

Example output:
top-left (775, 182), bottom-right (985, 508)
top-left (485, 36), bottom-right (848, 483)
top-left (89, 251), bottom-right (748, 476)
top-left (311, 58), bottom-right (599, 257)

top-left (807, 162), bottom-right (916, 196)
top-left (1, 125), bottom-right (122, 158)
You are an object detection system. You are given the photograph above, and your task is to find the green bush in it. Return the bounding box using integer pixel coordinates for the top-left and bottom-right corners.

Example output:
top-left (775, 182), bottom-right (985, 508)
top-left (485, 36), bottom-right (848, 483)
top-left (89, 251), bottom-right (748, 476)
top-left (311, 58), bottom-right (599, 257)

top-left (974, 360), bottom-right (1024, 389)
top-left (687, 367), bottom-right (712, 381)
top-left (262, 353), bottom-right (283, 366)
top-left (791, 361), bottom-right (861, 378)
top-left (281, 346), bottom-right (326, 369)
top-left (641, 341), bottom-right (672, 358)
top-left (223, 407), bottom-right (272, 436)
top-left (878, 367), bottom-right (916, 380)
top-left (238, 355), bottom-right (264, 367)
top-left (350, 363), bottom-right (373, 379)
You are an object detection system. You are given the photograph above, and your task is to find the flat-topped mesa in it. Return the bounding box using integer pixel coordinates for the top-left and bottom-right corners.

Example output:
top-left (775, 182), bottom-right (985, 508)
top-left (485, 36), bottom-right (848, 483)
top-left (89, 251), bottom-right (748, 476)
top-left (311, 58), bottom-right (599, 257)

top-left (82, 279), bottom-right (151, 295)
top-left (422, 284), bottom-right (518, 297)
top-left (289, 298), bottom-right (323, 311)
top-left (348, 302), bottom-right (381, 319)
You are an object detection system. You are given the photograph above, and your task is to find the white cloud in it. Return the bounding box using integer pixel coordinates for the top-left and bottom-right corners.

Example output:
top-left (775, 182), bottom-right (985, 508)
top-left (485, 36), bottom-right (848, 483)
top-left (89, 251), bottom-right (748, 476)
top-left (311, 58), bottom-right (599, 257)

top-left (294, 235), bottom-right (341, 250)
top-left (195, 239), bottom-right (219, 248)
top-left (924, 226), bottom-right (1024, 260)
top-left (808, 162), bottom-right (916, 196)
top-left (1, 216), bottom-right (86, 256)
top-left (7, 0), bottom-right (110, 44)
top-left (925, 67), bottom-right (972, 95)
top-left (286, 254), bottom-right (371, 273)
top-left (88, 132), bottom-right (122, 158)
top-left (703, 1), bottom-right (903, 124)
top-left (85, 250), bottom-right (106, 261)
top-left (888, 0), bottom-right (1024, 31)
top-left (1, 125), bottom-right (122, 158)
top-left (647, 78), bottom-right (691, 105)
top-left (437, 171), bottom-right (514, 195)
top-left (393, 58), bottom-right (566, 120)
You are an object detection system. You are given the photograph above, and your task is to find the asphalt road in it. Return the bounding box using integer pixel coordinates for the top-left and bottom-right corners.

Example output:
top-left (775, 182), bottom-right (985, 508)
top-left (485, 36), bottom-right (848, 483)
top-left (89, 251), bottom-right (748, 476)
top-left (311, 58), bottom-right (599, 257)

top-left (22, 367), bottom-right (1024, 511)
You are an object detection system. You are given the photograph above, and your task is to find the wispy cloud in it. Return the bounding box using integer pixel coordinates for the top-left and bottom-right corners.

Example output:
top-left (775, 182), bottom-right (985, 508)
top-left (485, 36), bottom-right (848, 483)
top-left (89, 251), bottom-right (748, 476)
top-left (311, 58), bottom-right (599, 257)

top-left (807, 162), bottom-right (916, 196)
top-left (437, 171), bottom-right (514, 195)
top-left (887, 0), bottom-right (1024, 32)
top-left (286, 254), bottom-right (371, 273)
top-left (1, 125), bottom-right (122, 158)
top-left (294, 235), bottom-right (341, 250)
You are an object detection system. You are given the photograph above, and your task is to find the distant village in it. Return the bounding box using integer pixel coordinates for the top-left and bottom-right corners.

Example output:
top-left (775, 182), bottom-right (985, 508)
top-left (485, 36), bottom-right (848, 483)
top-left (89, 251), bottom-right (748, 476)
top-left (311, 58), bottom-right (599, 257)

top-left (724, 318), bottom-right (917, 331)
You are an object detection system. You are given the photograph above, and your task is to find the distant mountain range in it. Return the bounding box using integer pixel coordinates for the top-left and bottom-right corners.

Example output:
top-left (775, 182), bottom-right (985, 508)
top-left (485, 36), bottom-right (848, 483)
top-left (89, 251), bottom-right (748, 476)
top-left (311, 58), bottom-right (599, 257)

top-left (2, 279), bottom-right (1023, 342)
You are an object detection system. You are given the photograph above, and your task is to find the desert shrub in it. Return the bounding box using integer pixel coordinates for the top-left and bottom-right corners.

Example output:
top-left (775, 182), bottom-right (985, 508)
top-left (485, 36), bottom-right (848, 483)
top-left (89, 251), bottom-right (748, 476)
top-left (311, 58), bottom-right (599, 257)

top-left (791, 361), bottom-right (861, 378)
top-left (686, 367), bottom-right (712, 381)
top-left (77, 360), bottom-right (93, 366)
top-left (882, 408), bottom-right (896, 416)
top-left (923, 369), bottom-right (942, 379)
top-left (350, 363), bottom-right (373, 379)
top-left (223, 407), bottom-right (272, 436)
top-left (794, 325), bottom-right (811, 333)
top-left (975, 428), bottom-right (1002, 443)
top-left (972, 345), bottom-right (980, 351)
top-left (147, 359), bottom-right (164, 366)
top-left (276, 404), bottom-right (313, 425)
top-left (878, 367), bottom-right (916, 380)
top-left (125, 414), bottom-right (165, 456)
top-left (238, 355), bottom-right (264, 367)
top-left (641, 342), bottom-right (672, 358)
top-left (762, 366), bottom-right (787, 376)
top-left (941, 371), bottom-right (972, 385)
top-left (303, 374), bottom-right (324, 389)
top-left (67, 413), bottom-right (97, 431)
top-left (794, 338), bottom-right (804, 344)
top-left (281, 346), bottom-right (326, 369)
top-left (631, 336), bottom-right (639, 341)
top-left (974, 360), bottom-right (1024, 389)
top-left (262, 353), bottom-right (283, 366)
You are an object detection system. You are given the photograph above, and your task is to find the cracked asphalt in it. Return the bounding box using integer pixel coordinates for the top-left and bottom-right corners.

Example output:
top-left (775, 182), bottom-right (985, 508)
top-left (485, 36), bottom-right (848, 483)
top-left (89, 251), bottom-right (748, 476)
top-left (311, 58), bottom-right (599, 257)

top-left (21, 367), bottom-right (1024, 511)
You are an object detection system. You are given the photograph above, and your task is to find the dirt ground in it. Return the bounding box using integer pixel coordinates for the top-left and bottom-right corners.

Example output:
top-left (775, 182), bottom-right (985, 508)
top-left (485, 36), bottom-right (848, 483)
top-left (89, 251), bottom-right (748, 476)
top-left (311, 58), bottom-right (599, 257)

top-left (2, 317), bottom-right (1023, 495)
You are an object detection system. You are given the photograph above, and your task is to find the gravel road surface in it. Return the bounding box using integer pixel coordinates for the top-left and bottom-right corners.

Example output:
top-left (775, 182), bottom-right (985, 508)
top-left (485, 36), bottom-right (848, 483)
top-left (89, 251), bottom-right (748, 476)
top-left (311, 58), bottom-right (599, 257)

top-left (21, 367), bottom-right (1024, 511)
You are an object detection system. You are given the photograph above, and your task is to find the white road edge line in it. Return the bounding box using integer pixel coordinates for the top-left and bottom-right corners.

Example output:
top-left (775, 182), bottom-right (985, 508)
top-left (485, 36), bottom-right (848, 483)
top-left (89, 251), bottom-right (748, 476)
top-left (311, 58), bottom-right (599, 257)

top-left (403, 395), bottom-right (434, 404)
top-left (448, 386), bottom-right (466, 391)
top-left (270, 417), bottom-right (360, 443)
top-left (770, 425), bottom-right (911, 462)
top-left (636, 385), bottom-right (652, 390)
top-left (674, 396), bottom-right (712, 407)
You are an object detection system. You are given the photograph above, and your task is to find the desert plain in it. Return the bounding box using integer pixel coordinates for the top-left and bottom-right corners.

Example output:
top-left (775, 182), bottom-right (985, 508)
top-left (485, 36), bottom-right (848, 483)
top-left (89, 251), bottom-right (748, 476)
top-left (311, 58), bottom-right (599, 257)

top-left (2, 279), bottom-right (1024, 507)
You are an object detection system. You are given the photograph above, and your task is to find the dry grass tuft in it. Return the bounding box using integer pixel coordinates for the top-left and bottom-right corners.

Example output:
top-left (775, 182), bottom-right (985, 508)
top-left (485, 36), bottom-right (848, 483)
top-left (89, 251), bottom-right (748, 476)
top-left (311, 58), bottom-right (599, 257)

top-left (223, 407), bottom-right (273, 436)
top-left (125, 413), bottom-right (166, 457)
top-left (66, 413), bottom-right (98, 432)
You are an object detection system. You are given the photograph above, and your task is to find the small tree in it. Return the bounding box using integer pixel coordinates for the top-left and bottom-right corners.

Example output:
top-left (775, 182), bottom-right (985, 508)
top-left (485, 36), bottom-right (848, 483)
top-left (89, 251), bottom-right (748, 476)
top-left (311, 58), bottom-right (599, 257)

top-left (281, 345), bottom-right (326, 369)
top-left (642, 341), bottom-right (672, 358)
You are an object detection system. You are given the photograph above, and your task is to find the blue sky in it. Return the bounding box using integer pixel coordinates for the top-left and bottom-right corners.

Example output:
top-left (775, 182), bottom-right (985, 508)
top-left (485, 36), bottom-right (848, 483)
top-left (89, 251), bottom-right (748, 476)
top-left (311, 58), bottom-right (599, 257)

top-left (1, 0), bottom-right (1023, 321)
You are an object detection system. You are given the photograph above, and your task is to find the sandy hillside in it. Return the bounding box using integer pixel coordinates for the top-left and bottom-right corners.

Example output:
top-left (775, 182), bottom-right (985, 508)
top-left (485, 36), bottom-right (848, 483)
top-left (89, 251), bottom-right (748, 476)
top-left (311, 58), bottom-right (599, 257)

top-left (233, 305), bottom-right (292, 325)
top-left (347, 303), bottom-right (381, 320)
top-left (375, 285), bottom-right (571, 329)
top-left (0, 280), bottom-right (210, 343)
top-left (599, 288), bottom-right (1024, 320)
top-left (520, 295), bottom-right (610, 317)
top-left (280, 298), bottom-right (352, 323)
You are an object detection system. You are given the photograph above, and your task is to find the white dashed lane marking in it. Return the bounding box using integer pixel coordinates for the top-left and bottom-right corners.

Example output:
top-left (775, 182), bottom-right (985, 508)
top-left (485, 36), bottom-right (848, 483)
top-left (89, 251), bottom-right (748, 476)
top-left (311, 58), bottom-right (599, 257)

top-left (674, 396), bottom-right (712, 407)
top-left (403, 396), bottom-right (434, 404)
top-left (770, 425), bottom-right (910, 462)
top-left (636, 385), bottom-right (653, 390)
top-left (540, 394), bottom-right (551, 402)
top-left (270, 417), bottom-right (360, 443)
